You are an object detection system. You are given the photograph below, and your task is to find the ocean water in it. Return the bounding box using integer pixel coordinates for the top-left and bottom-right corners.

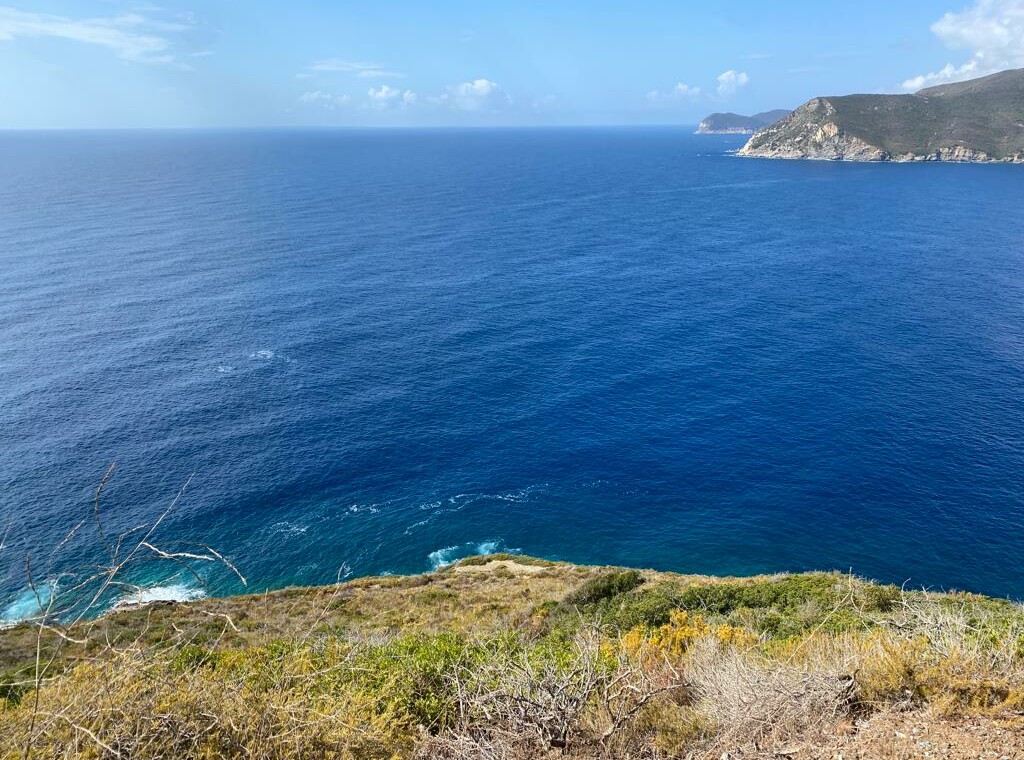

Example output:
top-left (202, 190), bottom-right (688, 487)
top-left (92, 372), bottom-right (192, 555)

top-left (2, 128), bottom-right (1024, 618)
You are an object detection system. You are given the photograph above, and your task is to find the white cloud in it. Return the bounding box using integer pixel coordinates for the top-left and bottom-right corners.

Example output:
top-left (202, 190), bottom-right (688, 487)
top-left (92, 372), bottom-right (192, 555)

top-left (0, 6), bottom-right (188, 64)
top-left (439, 79), bottom-right (510, 111)
top-left (646, 82), bottom-right (702, 102)
top-left (298, 91), bottom-right (351, 109)
top-left (716, 70), bottom-right (750, 96)
top-left (309, 59), bottom-right (403, 78)
top-left (902, 0), bottom-right (1024, 90)
top-left (367, 84), bottom-right (417, 108)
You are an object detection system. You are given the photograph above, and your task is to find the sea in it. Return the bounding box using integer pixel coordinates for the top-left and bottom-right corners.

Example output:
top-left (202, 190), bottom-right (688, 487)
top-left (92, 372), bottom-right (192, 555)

top-left (2, 127), bottom-right (1024, 621)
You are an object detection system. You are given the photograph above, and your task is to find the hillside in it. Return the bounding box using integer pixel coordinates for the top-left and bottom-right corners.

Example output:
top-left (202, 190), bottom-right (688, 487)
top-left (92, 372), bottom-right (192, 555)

top-left (696, 109), bottom-right (791, 134)
top-left (2, 556), bottom-right (1024, 758)
top-left (739, 68), bottom-right (1024, 162)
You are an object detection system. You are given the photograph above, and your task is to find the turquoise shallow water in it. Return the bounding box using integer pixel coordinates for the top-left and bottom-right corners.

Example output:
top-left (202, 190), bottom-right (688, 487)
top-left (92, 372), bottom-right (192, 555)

top-left (2, 127), bottom-right (1024, 617)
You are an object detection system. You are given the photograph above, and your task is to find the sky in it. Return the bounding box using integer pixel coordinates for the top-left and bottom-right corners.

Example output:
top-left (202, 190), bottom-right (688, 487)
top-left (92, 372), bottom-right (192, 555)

top-left (0, 0), bottom-right (1022, 128)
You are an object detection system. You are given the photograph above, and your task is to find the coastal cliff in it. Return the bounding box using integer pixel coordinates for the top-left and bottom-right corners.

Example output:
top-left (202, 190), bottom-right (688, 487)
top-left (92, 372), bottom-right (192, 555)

top-left (739, 68), bottom-right (1024, 162)
top-left (2, 556), bottom-right (1023, 758)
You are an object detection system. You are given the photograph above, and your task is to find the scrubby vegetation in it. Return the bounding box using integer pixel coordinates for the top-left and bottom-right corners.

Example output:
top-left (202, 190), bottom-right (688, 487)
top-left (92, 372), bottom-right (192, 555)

top-left (2, 553), bottom-right (1024, 758)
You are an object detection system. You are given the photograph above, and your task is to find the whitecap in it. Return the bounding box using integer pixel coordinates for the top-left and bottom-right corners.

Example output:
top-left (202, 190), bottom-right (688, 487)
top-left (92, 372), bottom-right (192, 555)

top-left (249, 350), bottom-right (275, 360)
top-left (403, 518), bottom-right (430, 535)
top-left (112, 583), bottom-right (205, 611)
top-left (216, 365), bottom-right (235, 373)
top-left (428, 545), bottom-right (460, 569)
top-left (269, 521), bottom-right (308, 536)
top-left (427, 540), bottom-right (515, 569)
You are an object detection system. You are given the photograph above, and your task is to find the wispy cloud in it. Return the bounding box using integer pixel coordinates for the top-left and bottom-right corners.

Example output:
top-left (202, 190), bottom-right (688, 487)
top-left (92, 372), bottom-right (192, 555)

top-left (646, 82), bottom-right (702, 103)
top-left (716, 69), bottom-right (750, 96)
top-left (308, 59), bottom-right (404, 78)
top-left (902, 0), bottom-right (1024, 90)
top-left (298, 91), bottom-right (351, 109)
top-left (0, 6), bottom-right (191, 65)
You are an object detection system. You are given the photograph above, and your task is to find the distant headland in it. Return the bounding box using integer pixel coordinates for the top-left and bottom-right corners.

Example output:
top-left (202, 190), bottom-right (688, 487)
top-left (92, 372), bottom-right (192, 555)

top-left (696, 109), bottom-right (791, 134)
top-left (739, 68), bottom-right (1024, 163)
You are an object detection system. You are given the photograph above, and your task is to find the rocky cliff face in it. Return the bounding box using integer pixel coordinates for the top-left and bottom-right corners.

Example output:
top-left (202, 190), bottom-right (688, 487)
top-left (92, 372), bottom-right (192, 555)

top-left (738, 69), bottom-right (1024, 163)
top-left (738, 99), bottom-right (890, 160)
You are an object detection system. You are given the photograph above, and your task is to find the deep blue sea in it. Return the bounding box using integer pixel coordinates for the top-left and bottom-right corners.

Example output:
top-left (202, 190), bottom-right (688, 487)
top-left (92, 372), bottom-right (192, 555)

top-left (3, 128), bottom-right (1024, 620)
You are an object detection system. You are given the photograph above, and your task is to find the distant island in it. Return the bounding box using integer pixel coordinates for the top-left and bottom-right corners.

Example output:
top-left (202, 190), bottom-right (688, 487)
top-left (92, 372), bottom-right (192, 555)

top-left (695, 110), bottom-right (791, 134)
top-left (739, 68), bottom-right (1024, 162)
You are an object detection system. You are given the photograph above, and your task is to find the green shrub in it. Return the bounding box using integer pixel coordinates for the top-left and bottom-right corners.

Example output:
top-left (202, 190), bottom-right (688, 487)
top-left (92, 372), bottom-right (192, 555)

top-left (677, 575), bottom-right (843, 616)
top-left (348, 632), bottom-right (478, 731)
top-left (863, 584), bottom-right (902, 612)
top-left (565, 570), bottom-right (645, 606)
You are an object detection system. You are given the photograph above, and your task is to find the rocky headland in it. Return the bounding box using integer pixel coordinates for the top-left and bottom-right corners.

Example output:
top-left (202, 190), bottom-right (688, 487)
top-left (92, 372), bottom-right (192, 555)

top-left (739, 68), bottom-right (1024, 162)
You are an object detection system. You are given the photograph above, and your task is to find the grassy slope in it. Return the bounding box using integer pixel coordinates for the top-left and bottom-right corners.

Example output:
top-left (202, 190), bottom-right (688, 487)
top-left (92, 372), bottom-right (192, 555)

top-left (827, 69), bottom-right (1024, 157)
top-left (2, 556), bottom-right (1023, 758)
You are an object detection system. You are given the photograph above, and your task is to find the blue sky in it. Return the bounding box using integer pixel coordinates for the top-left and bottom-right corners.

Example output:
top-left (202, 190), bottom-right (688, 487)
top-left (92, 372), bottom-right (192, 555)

top-left (1, 0), bottom-right (1022, 128)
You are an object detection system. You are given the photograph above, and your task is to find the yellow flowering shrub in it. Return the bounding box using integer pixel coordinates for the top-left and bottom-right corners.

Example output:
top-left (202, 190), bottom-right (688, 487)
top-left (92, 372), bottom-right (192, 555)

top-left (622, 610), bottom-right (757, 659)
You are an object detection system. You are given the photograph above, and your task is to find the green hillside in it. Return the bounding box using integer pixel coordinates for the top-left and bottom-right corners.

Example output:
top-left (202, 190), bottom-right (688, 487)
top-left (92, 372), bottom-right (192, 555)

top-left (740, 68), bottom-right (1024, 161)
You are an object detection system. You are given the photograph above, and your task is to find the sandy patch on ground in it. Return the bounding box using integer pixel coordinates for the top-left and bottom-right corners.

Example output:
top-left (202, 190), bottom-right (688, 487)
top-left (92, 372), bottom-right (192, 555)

top-left (453, 559), bottom-right (548, 576)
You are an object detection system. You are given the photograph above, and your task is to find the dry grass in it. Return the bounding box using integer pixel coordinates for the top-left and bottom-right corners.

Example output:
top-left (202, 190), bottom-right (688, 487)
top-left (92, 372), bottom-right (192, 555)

top-left (2, 478), bottom-right (1024, 759)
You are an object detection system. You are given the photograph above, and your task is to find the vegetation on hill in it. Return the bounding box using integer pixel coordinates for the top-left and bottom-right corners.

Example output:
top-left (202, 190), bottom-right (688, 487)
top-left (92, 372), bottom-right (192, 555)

top-left (740, 68), bottom-right (1024, 161)
top-left (696, 110), bottom-right (791, 134)
top-left (2, 554), bottom-right (1024, 758)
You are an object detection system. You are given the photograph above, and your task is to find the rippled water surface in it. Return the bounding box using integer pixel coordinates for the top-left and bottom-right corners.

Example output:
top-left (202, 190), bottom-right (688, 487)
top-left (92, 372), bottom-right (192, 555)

top-left (2, 128), bottom-right (1024, 614)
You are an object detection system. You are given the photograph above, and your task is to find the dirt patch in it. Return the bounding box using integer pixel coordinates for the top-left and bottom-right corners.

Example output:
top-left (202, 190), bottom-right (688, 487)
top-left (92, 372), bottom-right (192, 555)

top-left (453, 559), bottom-right (548, 576)
top-left (820, 710), bottom-right (1024, 760)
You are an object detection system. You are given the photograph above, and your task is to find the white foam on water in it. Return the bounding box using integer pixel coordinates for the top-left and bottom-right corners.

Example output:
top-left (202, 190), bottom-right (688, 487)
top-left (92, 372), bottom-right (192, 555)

top-left (403, 518), bottom-right (431, 535)
top-left (427, 545), bottom-right (460, 569)
top-left (112, 583), bottom-right (206, 611)
top-left (270, 521), bottom-right (308, 536)
top-left (249, 350), bottom-right (276, 360)
top-left (0, 584), bottom-right (53, 626)
top-left (216, 365), bottom-right (235, 373)
top-left (427, 540), bottom-right (514, 569)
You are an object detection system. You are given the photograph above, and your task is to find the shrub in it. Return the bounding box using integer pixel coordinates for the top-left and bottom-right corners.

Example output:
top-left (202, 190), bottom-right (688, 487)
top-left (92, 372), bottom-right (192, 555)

top-left (565, 570), bottom-right (645, 606)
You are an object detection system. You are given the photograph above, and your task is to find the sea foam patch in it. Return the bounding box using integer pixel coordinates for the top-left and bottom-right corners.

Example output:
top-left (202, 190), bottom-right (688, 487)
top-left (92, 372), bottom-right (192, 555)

top-left (427, 540), bottom-right (513, 569)
top-left (111, 583), bottom-right (206, 612)
top-left (0, 584), bottom-right (53, 626)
